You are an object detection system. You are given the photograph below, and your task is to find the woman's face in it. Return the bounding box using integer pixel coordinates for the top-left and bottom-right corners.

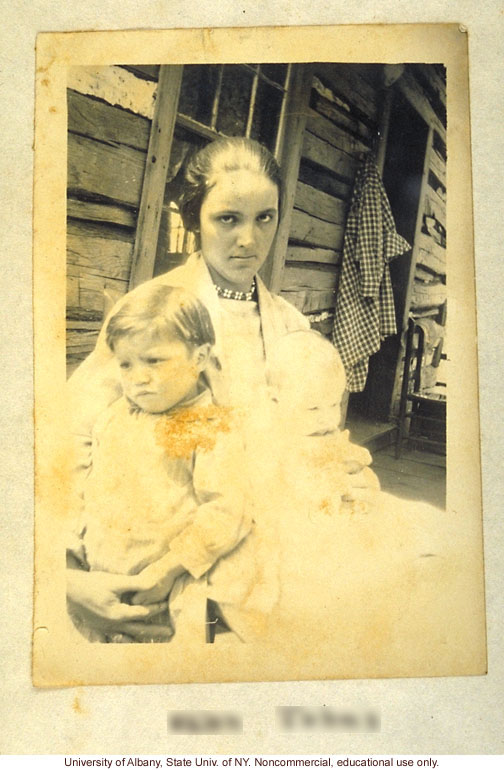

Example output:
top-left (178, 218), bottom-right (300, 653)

top-left (199, 168), bottom-right (279, 292)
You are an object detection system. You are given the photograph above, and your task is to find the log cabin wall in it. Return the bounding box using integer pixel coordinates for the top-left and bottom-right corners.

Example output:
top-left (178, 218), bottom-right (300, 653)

top-left (66, 62), bottom-right (446, 400)
top-left (66, 65), bottom-right (162, 373)
top-left (277, 64), bottom-right (383, 336)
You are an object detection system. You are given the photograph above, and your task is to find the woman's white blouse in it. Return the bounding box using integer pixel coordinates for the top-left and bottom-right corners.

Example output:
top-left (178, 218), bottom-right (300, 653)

top-left (216, 297), bottom-right (269, 411)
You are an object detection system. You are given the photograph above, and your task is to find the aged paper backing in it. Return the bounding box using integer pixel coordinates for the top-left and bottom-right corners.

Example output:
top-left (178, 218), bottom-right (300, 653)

top-left (32, 25), bottom-right (485, 689)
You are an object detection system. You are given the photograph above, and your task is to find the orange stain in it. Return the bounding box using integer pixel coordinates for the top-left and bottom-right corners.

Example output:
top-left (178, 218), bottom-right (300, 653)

top-left (155, 403), bottom-right (231, 458)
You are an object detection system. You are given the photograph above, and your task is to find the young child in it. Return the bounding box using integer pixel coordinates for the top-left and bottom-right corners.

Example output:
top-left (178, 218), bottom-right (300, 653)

top-left (263, 330), bottom-right (464, 663)
top-left (269, 329), bottom-right (380, 517)
top-left (67, 284), bottom-right (252, 642)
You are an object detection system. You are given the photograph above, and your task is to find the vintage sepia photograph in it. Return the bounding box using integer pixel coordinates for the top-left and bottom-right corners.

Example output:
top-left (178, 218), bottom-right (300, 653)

top-left (32, 26), bottom-right (486, 686)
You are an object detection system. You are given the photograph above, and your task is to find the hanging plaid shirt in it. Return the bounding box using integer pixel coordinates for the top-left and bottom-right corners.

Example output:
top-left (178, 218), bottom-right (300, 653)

top-left (332, 155), bottom-right (410, 392)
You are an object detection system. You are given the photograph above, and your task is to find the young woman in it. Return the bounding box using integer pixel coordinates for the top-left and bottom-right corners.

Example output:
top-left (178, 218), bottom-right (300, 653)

top-left (66, 136), bottom-right (376, 640)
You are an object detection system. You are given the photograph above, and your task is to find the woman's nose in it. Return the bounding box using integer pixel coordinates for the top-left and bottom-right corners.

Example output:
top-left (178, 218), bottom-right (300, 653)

top-left (236, 221), bottom-right (255, 250)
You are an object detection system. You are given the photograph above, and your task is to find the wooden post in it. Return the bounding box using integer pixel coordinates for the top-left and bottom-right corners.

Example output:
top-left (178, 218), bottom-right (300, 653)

top-left (376, 87), bottom-right (393, 177)
top-left (401, 124), bottom-right (434, 332)
top-left (129, 65), bottom-right (183, 289)
top-left (260, 64), bottom-right (314, 293)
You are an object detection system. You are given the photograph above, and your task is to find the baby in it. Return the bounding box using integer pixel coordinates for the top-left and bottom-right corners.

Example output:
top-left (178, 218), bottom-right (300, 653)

top-left (263, 331), bottom-right (460, 658)
top-left (67, 284), bottom-right (252, 642)
top-left (269, 329), bottom-right (380, 518)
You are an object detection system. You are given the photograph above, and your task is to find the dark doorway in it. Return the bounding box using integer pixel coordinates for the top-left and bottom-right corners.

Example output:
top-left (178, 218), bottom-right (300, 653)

top-left (346, 89), bottom-right (429, 431)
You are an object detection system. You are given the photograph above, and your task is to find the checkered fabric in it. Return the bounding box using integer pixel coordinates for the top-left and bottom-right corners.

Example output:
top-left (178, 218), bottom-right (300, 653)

top-left (332, 155), bottom-right (410, 392)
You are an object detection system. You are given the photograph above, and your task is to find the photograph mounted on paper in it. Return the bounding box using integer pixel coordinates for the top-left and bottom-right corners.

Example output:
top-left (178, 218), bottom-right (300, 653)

top-left (32, 26), bottom-right (486, 686)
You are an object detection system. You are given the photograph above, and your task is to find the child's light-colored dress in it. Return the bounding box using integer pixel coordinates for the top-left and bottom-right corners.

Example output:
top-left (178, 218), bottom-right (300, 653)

top-left (68, 389), bottom-right (252, 642)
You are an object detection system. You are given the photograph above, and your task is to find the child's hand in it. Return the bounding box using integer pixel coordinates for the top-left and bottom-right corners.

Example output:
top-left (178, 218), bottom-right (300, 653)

top-left (130, 552), bottom-right (186, 606)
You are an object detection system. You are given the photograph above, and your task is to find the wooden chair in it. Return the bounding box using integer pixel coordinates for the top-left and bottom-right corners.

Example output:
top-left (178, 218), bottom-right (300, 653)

top-left (395, 317), bottom-right (446, 458)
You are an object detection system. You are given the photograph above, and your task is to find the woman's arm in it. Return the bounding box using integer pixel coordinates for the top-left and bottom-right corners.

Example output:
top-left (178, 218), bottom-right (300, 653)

top-left (66, 568), bottom-right (173, 640)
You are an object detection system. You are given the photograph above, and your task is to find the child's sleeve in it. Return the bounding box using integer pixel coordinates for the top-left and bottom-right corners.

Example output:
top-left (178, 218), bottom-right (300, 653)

top-left (66, 407), bottom-right (111, 570)
top-left (168, 428), bottom-right (253, 580)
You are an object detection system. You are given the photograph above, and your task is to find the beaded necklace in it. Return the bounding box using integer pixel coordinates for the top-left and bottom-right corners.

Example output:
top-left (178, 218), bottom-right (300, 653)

top-left (213, 277), bottom-right (257, 301)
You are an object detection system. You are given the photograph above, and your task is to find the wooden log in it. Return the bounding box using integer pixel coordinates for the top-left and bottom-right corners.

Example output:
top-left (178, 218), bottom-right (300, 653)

top-left (306, 111), bottom-right (370, 156)
top-left (67, 65), bottom-right (157, 119)
top-left (309, 317), bottom-right (335, 337)
top-left (290, 208), bottom-right (344, 251)
top-left (129, 65), bottom-right (184, 289)
top-left (67, 354), bottom-right (91, 376)
top-left (280, 288), bottom-right (338, 314)
top-left (68, 89), bottom-right (151, 151)
top-left (285, 245), bottom-right (342, 265)
top-left (68, 267), bottom-right (128, 314)
top-left (426, 187), bottom-right (446, 225)
top-left (430, 150), bottom-right (446, 187)
top-left (67, 218), bottom-right (135, 241)
top-left (66, 330), bottom-right (100, 350)
top-left (67, 275), bottom-right (79, 307)
top-left (74, 272), bottom-right (105, 314)
top-left (66, 319), bottom-right (103, 331)
top-left (350, 64), bottom-right (382, 90)
top-left (311, 93), bottom-right (373, 143)
top-left (416, 233), bottom-right (446, 276)
top-left (302, 132), bottom-right (357, 181)
top-left (303, 288), bottom-right (338, 313)
top-left (414, 64), bottom-right (447, 108)
top-left (67, 198), bottom-right (137, 229)
top-left (281, 264), bottom-right (339, 291)
top-left (66, 342), bottom-right (99, 356)
top-left (66, 307), bottom-right (103, 322)
top-left (68, 133), bottom-right (146, 207)
top-left (261, 64), bottom-right (314, 292)
top-left (121, 65), bottom-right (160, 81)
top-left (398, 69), bottom-right (446, 141)
top-left (314, 64), bottom-right (379, 124)
top-left (298, 161), bottom-right (352, 200)
top-left (294, 180), bottom-right (347, 225)
top-left (67, 229), bottom-right (133, 281)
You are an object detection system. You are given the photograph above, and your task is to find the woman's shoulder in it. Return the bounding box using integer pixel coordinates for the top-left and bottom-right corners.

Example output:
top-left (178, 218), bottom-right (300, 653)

top-left (126, 253), bottom-right (203, 295)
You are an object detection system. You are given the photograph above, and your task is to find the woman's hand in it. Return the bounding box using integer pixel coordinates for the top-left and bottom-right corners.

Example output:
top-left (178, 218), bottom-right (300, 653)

top-left (67, 568), bottom-right (173, 640)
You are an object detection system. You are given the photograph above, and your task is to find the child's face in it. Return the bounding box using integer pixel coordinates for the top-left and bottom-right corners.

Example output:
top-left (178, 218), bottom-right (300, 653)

top-left (278, 368), bottom-right (343, 437)
top-left (199, 168), bottom-right (279, 293)
top-left (114, 331), bottom-right (206, 413)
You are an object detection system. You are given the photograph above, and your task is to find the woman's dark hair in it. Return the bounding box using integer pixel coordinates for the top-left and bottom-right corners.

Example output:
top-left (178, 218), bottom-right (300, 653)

top-left (178, 136), bottom-right (283, 236)
top-left (105, 284), bottom-right (215, 352)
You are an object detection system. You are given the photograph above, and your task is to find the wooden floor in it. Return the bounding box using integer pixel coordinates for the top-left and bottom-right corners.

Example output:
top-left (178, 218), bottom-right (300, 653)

top-left (370, 443), bottom-right (446, 509)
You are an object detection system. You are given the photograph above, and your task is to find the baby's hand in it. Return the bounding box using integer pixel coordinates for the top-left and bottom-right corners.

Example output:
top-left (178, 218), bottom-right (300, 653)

top-left (338, 430), bottom-right (373, 472)
top-left (342, 465), bottom-right (381, 504)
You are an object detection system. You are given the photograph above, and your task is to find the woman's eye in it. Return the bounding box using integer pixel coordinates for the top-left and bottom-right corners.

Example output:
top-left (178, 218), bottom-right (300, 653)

top-left (218, 214), bottom-right (236, 225)
top-left (257, 213), bottom-right (274, 224)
